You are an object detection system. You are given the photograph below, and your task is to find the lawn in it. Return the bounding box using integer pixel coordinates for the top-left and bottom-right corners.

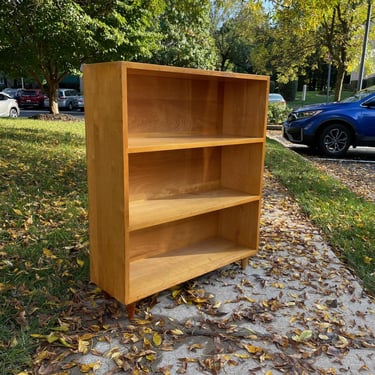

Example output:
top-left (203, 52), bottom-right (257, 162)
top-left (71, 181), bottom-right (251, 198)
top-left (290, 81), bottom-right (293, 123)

top-left (287, 90), bottom-right (354, 108)
top-left (0, 118), bottom-right (89, 373)
top-left (0, 118), bottom-right (374, 373)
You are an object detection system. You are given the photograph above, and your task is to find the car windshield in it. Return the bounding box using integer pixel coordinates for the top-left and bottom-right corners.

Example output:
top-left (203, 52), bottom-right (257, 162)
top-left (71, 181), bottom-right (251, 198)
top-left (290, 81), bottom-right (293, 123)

top-left (23, 90), bottom-right (38, 96)
top-left (340, 88), bottom-right (375, 103)
top-left (269, 94), bottom-right (283, 100)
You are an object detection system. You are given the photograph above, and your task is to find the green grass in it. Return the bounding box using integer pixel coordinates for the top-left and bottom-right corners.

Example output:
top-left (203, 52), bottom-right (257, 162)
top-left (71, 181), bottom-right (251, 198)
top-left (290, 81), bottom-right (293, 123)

top-left (287, 90), bottom-right (354, 108)
top-left (265, 138), bottom-right (375, 294)
top-left (0, 118), bottom-right (89, 374)
top-left (1, 119), bottom-right (374, 373)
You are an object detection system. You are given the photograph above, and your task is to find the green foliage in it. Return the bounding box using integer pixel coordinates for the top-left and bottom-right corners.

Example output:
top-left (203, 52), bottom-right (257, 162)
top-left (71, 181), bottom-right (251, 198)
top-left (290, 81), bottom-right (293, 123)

top-left (0, 0), bottom-right (163, 113)
top-left (265, 138), bottom-right (375, 294)
top-left (151, 0), bottom-right (217, 69)
top-left (267, 103), bottom-right (289, 124)
top-left (273, 0), bottom-right (370, 100)
top-left (279, 80), bottom-right (298, 101)
top-left (210, 0), bottom-right (268, 72)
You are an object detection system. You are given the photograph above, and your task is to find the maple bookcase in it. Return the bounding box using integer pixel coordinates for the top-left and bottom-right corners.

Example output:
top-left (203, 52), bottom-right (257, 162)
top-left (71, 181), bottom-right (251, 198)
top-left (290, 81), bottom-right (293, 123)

top-left (84, 61), bottom-right (269, 311)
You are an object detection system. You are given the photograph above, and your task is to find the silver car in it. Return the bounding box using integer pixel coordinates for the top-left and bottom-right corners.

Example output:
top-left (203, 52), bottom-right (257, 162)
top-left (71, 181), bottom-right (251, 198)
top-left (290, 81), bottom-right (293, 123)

top-left (44, 88), bottom-right (79, 110)
top-left (0, 92), bottom-right (20, 118)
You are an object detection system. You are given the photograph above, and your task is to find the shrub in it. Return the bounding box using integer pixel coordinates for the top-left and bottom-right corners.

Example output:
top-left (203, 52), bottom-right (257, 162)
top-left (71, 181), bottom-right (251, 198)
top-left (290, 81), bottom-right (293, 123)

top-left (268, 103), bottom-right (290, 124)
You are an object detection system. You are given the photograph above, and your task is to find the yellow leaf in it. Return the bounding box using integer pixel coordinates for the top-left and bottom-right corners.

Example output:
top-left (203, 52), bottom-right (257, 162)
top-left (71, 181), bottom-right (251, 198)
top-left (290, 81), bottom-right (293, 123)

top-left (76, 258), bottom-right (85, 267)
top-left (233, 353), bottom-right (250, 359)
top-left (242, 296), bottom-right (256, 303)
top-left (146, 353), bottom-right (155, 361)
top-left (170, 329), bottom-right (184, 335)
top-left (153, 332), bottom-right (162, 346)
top-left (292, 330), bottom-right (313, 342)
top-left (30, 333), bottom-right (47, 340)
top-left (59, 336), bottom-right (74, 348)
top-left (272, 282), bottom-right (284, 289)
top-left (13, 208), bottom-right (23, 216)
top-left (242, 344), bottom-right (262, 353)
top-left (47, 332), bottom-right (60, 344)
top-left (364, 256), bottom-right (373, 264)
top-left (213, 301), bottom-right (221, 309)
top-left (43, 248), bottom-right (57, 259)
top-left (315, 304), bottom-right (328, 311)
top-left (79, 364), bottom-right (92, 373)
top-left (171, 289), bottom-right (181, 298)
top-left (78, 339), bottom-right (90, 354)
top-left (189, 343), bottom-right (204, 351)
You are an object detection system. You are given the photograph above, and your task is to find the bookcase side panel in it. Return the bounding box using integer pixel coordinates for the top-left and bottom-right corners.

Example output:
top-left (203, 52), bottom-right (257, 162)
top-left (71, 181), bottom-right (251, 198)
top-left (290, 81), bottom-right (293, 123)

top-left (221, 143), bottom-right (264, 195)
top-left (222, 79), bottom-right (269, 138)
top-left (218, 202), bottom-right (261, 249)
top-left (84, 62), bottom-right (129, 303)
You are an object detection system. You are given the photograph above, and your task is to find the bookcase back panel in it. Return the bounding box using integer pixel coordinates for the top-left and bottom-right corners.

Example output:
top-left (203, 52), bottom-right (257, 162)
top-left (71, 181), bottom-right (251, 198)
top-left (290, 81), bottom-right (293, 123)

top-left (129, 148), bottom-right (222, 200)
top-left (127, 74), bottom-right (222, 135)
top-left (129, 213), bottom-right (218, 261)
top-left (129, 203), bottom-right (258, 261)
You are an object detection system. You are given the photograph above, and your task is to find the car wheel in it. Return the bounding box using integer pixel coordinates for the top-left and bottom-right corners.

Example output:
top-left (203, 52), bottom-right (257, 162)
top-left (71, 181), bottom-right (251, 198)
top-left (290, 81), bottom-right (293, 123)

top-left (9, 108), bottom-right (19, 118)
top-left (318, 124), bottom-right (351, 156)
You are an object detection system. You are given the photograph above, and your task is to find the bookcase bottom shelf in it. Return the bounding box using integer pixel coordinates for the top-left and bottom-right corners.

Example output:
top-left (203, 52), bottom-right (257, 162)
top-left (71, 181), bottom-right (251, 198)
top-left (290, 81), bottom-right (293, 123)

top-left (128, 237), bottom-right (257, 303)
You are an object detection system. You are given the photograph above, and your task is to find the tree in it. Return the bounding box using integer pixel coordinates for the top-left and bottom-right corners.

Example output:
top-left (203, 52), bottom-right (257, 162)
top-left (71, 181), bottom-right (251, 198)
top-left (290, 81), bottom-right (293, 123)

top-left (210, 0), bottom-right (269, 72)
top-left (150, 0), bottom-right (217, 69)
top-left (272, 0), bottom-right (372, 100)
top-left (0, 0), bottom-right (163, 114)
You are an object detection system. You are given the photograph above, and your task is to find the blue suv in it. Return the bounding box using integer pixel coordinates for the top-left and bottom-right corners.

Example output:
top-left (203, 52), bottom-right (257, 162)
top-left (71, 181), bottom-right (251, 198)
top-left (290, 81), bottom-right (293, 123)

top-left (283, 86), bottom-right (375, 156)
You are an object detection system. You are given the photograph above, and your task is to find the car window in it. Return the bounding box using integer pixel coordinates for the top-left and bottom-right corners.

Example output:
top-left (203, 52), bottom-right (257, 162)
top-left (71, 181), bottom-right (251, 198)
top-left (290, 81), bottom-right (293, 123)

top-left (341, 90), bottom-right (375, 103)
top-left (363, 98), bottom-right (375, 107)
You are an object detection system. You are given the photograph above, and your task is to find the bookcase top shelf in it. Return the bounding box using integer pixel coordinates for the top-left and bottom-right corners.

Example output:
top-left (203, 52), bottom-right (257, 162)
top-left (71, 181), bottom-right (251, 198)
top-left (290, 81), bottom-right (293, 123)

top-left (90, 60), bottom-right (270, 83)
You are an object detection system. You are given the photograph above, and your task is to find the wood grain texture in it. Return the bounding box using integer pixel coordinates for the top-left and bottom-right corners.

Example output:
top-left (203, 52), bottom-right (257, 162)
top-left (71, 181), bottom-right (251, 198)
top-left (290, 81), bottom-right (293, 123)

top-left (84, 61), bottom-right (269, 305)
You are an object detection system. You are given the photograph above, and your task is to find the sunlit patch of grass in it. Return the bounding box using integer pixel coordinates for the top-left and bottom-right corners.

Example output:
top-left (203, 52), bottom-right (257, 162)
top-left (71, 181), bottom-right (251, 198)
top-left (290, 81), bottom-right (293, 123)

top-left (265, 138), bottom-right (375, 294)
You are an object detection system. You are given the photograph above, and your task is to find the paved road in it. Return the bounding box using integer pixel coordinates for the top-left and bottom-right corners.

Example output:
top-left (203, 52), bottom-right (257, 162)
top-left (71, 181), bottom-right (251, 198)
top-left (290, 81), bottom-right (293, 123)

top-left (268, 129), bottom-right (375, 162)
top-left (19, 108), bottom-right (84, 119)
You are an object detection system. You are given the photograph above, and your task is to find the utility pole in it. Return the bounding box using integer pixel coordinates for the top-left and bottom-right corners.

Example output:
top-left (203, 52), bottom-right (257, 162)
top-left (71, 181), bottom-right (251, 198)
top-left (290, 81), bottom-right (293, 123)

top-left (357, 0), bottom-right (372, 91)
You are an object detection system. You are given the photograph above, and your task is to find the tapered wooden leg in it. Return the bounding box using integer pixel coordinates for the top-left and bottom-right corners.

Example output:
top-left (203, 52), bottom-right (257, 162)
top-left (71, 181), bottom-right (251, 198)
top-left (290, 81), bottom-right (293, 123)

top-left (241, 257), bottom-right (249, 270)
top-left (126, 302), bottom-right (136, 319)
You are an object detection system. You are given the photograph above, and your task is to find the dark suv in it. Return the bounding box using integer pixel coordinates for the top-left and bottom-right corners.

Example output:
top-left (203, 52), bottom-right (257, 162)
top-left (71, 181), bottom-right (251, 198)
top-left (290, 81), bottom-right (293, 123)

top-left (19, 89), bottom-right (45, 108)
top-left (283, 86), bottom-right (375, 156)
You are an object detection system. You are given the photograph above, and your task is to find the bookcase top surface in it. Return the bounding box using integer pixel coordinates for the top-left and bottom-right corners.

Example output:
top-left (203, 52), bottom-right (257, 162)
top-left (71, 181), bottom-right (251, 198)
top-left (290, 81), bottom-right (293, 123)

top-left (84, 61), bottom-right (270, 82)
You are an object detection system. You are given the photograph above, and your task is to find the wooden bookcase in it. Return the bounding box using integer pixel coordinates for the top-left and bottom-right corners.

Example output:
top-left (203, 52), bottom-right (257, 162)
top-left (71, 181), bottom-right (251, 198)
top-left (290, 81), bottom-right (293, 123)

top-left (84, 61), bottom-right (269, 310)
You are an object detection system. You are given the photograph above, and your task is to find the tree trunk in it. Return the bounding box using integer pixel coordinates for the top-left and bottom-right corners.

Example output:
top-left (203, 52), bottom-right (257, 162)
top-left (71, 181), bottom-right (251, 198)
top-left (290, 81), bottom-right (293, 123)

top-left (47, 84), bottom-right (60, 115)
top-left (334, 64), bottom-right (346, 102)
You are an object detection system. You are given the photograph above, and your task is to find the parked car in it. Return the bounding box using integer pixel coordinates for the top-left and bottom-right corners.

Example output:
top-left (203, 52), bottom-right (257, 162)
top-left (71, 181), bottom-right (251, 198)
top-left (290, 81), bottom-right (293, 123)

top-left (19, 89), bottom-right (45, 108)
top-left (74, 95), bottom-right (84, 111)
top-left (44, 88), bottom-right (79, 110)
top-left (283, 86), bottom-right (375, 156)
top-left (269, 93), bottom-right (287, 109)
top-left (1, 88), bottom-right (23, 103)
top-left (0, 92), bottom-right (20, 118)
